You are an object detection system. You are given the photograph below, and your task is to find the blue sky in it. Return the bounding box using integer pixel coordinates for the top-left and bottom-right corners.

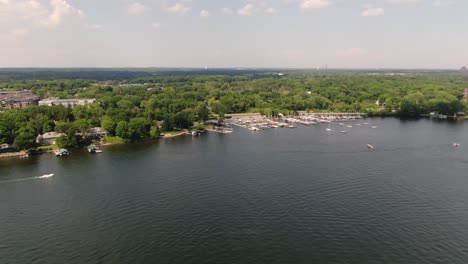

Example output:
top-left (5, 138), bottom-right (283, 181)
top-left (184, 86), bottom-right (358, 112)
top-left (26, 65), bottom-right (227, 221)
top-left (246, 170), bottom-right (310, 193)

top-left (0, 0), bottom-right (467, 68)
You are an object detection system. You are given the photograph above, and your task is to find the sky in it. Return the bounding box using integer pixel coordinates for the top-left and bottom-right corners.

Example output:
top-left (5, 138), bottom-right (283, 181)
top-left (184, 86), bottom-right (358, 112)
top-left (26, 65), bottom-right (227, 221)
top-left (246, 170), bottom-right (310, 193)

top-left (0, 0), bottom-right (467, 68)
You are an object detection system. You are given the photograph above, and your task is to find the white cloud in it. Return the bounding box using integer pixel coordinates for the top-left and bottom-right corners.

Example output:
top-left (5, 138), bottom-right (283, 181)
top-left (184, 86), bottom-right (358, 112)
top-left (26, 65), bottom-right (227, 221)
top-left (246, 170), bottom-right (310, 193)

top-left (166, 3), bottom-right (190, 15)
top-left (127, 2), bottom-right (146, 16)
top-left (386, 0), bottom-right (421, 4)
top-left (432, 0), bottom-right (452, 7)
top-left (222, 8), bottom-right (234, 15)
top-left (200, 9), bottom-right (210, 17)
top-left (152, 22), bottom-right (160, 29)
top-left (43, 0), bottom-right (84, 26)
top-left (237, 3), bottom-right (254, 16)
top-left (361, 7), bottom-right (384, 17)
top-left (265, 7), bottom-right (277, 14)
top-left (86, 24), bottom-right (103, 30)
top-left (1, 0), bottom-right (83, 27)
top-left (300, 0), bottom-right (332, 10)
top-left (11, 28), bottom-right (28, 37)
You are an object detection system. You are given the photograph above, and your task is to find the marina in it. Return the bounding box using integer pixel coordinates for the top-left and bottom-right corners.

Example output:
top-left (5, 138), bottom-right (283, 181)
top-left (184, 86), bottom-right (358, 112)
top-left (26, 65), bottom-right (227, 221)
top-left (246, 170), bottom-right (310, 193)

top-left (224, 113), bottom-right (365, 132)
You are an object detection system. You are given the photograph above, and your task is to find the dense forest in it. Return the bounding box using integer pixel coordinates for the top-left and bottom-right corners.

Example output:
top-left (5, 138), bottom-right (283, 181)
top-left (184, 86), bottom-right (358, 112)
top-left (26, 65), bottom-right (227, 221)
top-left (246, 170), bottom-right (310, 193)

top-left (1, 70), bottom-right (468, 151)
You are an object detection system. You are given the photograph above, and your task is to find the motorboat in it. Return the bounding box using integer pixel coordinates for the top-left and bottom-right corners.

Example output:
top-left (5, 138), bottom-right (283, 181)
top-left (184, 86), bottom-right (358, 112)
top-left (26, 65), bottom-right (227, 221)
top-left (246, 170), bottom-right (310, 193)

top-left (38, 174), bottom-right (54, 179)
top-left (55, 149), bottom-right (69, 156)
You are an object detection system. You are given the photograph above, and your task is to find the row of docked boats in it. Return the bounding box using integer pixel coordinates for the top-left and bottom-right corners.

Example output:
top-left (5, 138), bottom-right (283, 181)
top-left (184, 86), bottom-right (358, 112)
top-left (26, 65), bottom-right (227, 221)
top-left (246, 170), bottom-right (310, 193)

top-left (53, 145), bottom-right (103, 157)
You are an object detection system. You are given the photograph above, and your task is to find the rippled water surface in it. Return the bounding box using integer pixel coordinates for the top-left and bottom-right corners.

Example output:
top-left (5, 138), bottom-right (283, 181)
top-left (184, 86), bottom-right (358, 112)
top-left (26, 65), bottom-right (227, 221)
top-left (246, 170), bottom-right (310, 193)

top-left (1, 118), bottom-right (468, 264)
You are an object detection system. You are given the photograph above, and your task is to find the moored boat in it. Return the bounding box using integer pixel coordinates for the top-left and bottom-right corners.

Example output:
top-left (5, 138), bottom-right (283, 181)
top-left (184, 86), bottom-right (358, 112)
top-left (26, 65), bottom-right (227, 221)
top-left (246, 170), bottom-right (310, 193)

top-left (55, 149), bottom-right (70, 156)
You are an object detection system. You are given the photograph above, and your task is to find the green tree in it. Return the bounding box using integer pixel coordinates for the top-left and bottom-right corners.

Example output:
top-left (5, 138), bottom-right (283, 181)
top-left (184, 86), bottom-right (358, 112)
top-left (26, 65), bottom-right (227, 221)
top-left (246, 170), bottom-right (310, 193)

top-left (161, 115), bottom-right (175, 132)
top-left (150, 125), bottom-right (160, 139)
top-left (116, 121), bottom-right (130, 140)
top-left (196, 103), bottom-right (209, 122)
top-left (101, 116), bottom-right (117, 136)
top-left (14, 127), bottom-right (36, 150)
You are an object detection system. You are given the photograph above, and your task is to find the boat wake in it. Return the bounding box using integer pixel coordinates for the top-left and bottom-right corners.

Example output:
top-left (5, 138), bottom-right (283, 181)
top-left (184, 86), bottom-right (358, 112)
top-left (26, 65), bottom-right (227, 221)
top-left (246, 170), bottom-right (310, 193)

top-left (0, 174), bottom-right (55, 184)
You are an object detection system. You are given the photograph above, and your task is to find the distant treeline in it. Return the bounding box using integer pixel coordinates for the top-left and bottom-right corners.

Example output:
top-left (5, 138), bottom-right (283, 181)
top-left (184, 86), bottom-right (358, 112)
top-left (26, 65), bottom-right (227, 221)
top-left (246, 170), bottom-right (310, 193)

top-left (1, 72), bottom-right (468, 151)
top-left (0, 68), bottom-right (465, 81)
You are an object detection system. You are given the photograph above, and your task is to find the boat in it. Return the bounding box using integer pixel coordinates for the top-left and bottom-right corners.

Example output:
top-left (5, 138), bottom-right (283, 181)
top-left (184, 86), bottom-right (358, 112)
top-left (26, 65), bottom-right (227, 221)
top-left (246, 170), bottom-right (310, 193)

top-left (340, 131), bottom-right (347, 134)
top-left (367, 144), bottom-right (374, 150)
top-left (248, 127), bottom-right (260, 131)
top-left (371, 126), bottom-right (378, 128)
top-left (326, 128), bottom-right (333, 131)
top-left (346, 125), bottom-right (353, 128)
top-left (55, 149), bottom-right (70, 156)
top-left (38, 174), bottom-right (54, 179)
top-left (452, 143), bottom-right (460, 147)
top-left (191, 130), bottom-right (198, 136)
top-left (87, 145), bottom-right (97, 153)
top-left (20, 154), bottom-right (29, 159)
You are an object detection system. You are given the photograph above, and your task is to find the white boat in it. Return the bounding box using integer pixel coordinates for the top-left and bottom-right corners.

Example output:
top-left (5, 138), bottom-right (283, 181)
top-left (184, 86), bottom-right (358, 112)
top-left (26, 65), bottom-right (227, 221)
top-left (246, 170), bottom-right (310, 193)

top-left (452, 143), bottom-right (460, 147)
top-left (55, 149), bottom-right (69, 156)
top-left (363, 123), bottom-right (369, 125)
top-left (326, 128), bottom-right (333, 131)
top-left (38, 174), bottom-right (54, 179)
top-left (367, 144), bottom-right (374, 150)
top-left (371, 126), bottom-right (378, 128)
top-left (340, 131), bottom-right (347, 134)
top-left (248, 127), bottom-right (260, 131)
top-left (346, 125), bottom-right (353, 128)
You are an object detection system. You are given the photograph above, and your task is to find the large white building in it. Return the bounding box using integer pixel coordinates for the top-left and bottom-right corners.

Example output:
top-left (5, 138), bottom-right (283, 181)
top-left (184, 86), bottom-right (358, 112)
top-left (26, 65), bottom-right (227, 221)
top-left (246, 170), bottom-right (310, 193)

top-left (39, 98), bottom-right (96, 108)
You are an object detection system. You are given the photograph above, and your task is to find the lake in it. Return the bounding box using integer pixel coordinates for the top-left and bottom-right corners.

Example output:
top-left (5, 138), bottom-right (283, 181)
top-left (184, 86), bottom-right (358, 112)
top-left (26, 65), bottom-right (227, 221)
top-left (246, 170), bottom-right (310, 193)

top-left (1, 118), bottom-right (468, 264)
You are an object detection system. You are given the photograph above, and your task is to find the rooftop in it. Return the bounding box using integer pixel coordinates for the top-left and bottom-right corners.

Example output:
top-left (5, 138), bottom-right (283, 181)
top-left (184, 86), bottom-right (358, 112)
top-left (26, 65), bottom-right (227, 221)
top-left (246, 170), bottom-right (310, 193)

top-left (0, 91), bottom-right (39, 102)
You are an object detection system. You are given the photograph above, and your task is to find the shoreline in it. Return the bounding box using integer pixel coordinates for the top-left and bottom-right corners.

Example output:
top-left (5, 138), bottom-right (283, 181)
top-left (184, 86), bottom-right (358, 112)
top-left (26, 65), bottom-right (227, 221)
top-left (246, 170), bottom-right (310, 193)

top-left (160, 131), bottom-right (187, 139)
top-left (0, 151), bottom-right (28, 159)
top-left (0, 132), bottom-right (188, 160)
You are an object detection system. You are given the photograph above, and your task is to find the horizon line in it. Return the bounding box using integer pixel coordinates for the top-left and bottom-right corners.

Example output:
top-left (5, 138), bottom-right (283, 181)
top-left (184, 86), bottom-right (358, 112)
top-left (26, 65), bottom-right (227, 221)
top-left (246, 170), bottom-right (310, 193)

top-left (0, 67), bottom-right (465, 71)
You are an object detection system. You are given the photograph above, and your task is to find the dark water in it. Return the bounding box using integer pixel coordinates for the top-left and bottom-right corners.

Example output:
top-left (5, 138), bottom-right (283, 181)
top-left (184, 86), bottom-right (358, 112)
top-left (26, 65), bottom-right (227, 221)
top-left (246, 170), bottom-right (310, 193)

top-left (1, 118), bottom-right (468, 264)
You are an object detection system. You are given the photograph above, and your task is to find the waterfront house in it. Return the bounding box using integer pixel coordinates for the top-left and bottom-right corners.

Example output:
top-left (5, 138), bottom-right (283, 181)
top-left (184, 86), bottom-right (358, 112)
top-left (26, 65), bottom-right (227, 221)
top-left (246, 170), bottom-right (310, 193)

top-left (39, 98), bottom-right (96, 108)
top-left (87, 127), bottom-right (108, 137)
top-left (36, 132), bottom-right (65, 145)
top-left (0, 91), bottom-right (40, 109)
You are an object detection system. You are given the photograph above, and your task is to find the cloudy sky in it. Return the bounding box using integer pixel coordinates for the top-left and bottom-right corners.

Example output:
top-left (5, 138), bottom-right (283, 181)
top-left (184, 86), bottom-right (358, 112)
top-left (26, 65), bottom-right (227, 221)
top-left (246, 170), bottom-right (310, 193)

top-left (1, 0), bottom-right (467, 68)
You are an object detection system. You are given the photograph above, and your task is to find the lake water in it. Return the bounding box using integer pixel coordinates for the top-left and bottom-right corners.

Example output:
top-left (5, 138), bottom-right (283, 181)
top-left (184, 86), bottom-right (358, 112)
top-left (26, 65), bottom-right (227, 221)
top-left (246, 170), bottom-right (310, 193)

top-left (1, 118), bottom-right (468, 264)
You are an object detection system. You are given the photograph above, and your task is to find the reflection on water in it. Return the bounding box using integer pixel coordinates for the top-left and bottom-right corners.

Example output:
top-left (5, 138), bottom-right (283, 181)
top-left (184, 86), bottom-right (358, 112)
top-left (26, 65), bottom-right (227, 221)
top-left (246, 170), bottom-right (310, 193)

top-left (1, 118), bottom-right (468, 264)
